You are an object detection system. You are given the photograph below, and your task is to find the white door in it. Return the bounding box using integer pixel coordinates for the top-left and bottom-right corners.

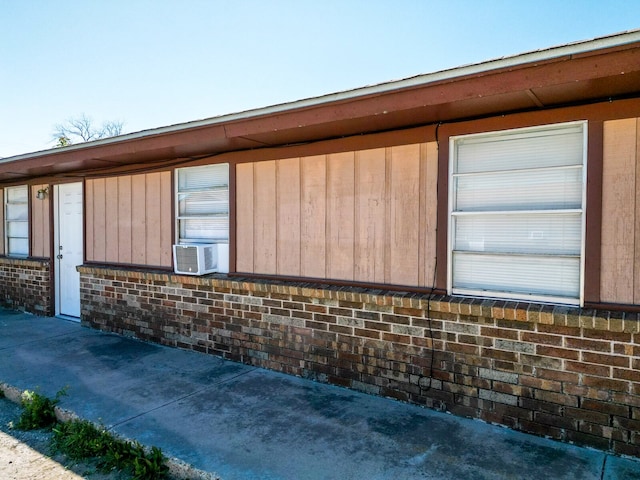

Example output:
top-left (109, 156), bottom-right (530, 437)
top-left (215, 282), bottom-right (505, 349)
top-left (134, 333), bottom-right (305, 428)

top-left (55, 183), bottom-right (83, 318)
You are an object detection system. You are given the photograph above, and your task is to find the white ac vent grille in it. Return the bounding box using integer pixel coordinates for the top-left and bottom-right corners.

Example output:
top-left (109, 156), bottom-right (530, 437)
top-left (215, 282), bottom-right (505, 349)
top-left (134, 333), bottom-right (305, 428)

top-left (173, 244), bottom-right (218, 275)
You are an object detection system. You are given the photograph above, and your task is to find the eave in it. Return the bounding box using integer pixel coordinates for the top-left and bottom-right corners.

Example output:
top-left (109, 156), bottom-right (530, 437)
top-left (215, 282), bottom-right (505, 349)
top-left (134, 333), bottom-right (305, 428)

top-left (2, 30), bottom-right (640, 185)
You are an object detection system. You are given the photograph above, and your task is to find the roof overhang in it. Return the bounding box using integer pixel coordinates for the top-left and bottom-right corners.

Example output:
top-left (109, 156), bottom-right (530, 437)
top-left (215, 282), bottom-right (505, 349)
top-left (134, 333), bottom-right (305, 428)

top-left (2, 30), bottom-right (640, 184)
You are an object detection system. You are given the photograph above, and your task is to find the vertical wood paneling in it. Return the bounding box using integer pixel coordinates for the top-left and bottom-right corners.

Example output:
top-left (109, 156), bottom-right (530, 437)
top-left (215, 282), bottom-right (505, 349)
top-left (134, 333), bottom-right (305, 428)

top-left (236, 163), bottom-right (254, 272)
top-left (354, 148), bottom-right (386, 283)
top-left (85, 181), bottom-right (94, 260)
top-left (634, 120), bottom-right (640, 304)
top-left (131, 175), bottom-right (146, 264)
top-left (0, 188), bottom-right (3, 255)
top-left (85, 173), bottom-right (170, 267)
top-left (388, 144), bottom-right (421, 286)
top-left (145, 173), bottom-right (162, 266)
top-left (276, 158), bottom-right (301, 276)
top-left (105, 178), bottom-right (119, 263)
top-left (235, 143), bottom-right (428, 288)
top-left (159, 171), bottom-right (173, 267)
top-left (420, 142), bottom-right (438, 288)
top-left (301, 155), bottom-right (326, 278)
top-left (601, 118), bottom-right (637, 303)
top-left (92, 179), bottom-right (107, 262)
top-left (253, 161), bottom-right (277, 274)
top-left (30, 184), bottom-right (50, 258)
top-left (117, 176), bottom-right (132, 264)
top-left (327, 152), bottom-right (355, 281)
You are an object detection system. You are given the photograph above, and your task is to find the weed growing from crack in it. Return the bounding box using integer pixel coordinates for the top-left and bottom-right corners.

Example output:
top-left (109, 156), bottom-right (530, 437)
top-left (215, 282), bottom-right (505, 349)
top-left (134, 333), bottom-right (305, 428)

top-left (52, 419), bottom-right (169, 480)
top-left (16, 388), bottom-right (66, 430)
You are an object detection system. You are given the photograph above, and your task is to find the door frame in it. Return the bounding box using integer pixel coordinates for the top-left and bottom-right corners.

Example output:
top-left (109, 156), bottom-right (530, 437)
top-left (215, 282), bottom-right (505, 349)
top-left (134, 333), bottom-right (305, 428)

top-left (53, 182), bottom-right (84, 319)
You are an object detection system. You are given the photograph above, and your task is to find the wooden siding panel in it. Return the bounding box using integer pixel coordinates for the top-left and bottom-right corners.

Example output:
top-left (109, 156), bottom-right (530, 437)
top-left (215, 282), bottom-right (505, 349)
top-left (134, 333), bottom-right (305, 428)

top-left (635, 119), bottom-right (640, 304)
top-left (253, 161), bottom-right (277, 274)
top-left (131, 175), bottom-right (147, 265)
top-left (145, 173), bottom-right (162, 266)
top-left (85, 181), bottom-right (94, 261)
top-left (276, 158), bottom-right (301, 276)
top-left (326, 152), bottom-right (355, 281)
top-left (301, 155), bottom-right (327, 278)
top-left (601, 118), bottom-right (637, 303)
top-left (236, 163), bottom-right (254, 272)
top-left (420, 142), bottom-right (438, 288)
top-left (354, 148), bottom-right (386, 283)
top-left (105, 178), bottom-right (119, 263)
top-left (388, 144), bottom-right (421, 286)
top-left (0, 188), bottom-right (3, 255)
top-left (92, 179), bottom-right (107, 262)
top-left (159, 171), bottom-right (173, 267)
top-left (117, 176), bottom-right (132, 264)
top-left (30, 184), bottom-right (50, 258)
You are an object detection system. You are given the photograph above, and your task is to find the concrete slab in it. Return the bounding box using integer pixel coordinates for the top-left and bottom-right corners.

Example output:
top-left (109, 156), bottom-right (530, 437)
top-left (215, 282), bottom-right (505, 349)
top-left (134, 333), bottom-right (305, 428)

top-left (115, 368), bottom-right (606, 480)
top-left (1, 309), bottom-right (639, 480)
top-left (0, 308), bottom-right (79, 350)
top-left (603, 455), bottom-right (640, 480)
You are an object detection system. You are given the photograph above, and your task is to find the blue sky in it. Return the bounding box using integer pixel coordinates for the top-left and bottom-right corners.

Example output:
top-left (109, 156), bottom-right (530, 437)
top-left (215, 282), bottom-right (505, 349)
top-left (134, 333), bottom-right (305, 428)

top-left (1, 0), bottom-right (639, 158)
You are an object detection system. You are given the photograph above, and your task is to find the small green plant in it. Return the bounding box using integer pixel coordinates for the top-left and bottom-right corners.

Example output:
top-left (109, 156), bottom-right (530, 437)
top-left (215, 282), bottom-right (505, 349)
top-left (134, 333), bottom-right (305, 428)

top-left (16, 388), bottom-right (66, 430)
top-left (51, 418), bottom-right (113, 459)
top-left (52, 419), bottom-right (169, 479)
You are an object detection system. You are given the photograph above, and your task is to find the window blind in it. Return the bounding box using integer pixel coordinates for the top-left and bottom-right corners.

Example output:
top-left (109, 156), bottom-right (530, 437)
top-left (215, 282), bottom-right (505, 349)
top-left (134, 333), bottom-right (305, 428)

top-left (5, 185), bottom-right (29, 256)
top-left (449, 122), bottom-right (586, 305)
top-left (176, 164), bottom-right (229, 244)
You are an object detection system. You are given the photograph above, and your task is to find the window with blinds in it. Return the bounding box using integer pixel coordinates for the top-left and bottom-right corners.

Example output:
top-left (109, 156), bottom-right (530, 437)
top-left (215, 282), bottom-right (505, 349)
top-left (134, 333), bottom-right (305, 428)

top-left (448, 122), bottom-right (587, 305)
top-left (176, 164), bottom-right (229, 244)
top-left (5, 185), bottom-right (29, 256)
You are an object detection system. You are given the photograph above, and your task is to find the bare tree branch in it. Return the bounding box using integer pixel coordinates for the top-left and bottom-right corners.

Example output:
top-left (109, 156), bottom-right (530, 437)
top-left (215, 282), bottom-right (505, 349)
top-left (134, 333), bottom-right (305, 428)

top-left (52, 114), bottom-right (125, 146)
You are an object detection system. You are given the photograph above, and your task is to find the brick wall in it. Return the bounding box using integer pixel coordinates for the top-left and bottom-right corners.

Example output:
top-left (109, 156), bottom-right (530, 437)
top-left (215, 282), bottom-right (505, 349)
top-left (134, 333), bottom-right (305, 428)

top-left (0, 257), bottom-right (52, 315)
top-left (79, 265), bottom-right (640, 457)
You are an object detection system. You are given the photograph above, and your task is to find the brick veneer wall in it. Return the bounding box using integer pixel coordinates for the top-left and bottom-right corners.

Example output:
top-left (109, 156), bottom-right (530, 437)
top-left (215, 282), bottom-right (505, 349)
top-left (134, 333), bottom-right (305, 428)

top-left (79, 265), bottom-right (640, 457)
top-left (0, 257), bottom-right (52, 315)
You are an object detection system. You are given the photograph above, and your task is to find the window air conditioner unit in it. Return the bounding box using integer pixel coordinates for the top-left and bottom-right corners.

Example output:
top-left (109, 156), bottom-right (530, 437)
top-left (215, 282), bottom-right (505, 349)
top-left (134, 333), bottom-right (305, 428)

top-left (173, 244), bottom-right (219, 275)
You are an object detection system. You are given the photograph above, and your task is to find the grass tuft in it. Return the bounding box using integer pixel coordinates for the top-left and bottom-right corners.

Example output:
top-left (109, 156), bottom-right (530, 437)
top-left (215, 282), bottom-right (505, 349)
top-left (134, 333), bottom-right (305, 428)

top-left (52, 419), bottom-right (169, 479)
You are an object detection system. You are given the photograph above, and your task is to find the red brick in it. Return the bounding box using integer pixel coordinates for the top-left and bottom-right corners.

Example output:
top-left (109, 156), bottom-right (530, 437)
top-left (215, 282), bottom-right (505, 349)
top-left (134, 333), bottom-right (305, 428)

top-left (481, 348), bottom-right (518, 362)
top-left (480, 326), bottom-right (519, 340)
top-left (536, 324), bottom-right (581, 337)
top-left (582, 375), bottom-right (629, 393)
top-left (521, 332), bottom-right (563, 346)
top-left (354, 328), bottom-right (381, 340)
top-left (582, 352), bottom-right (629, 368)
top-left (565, 337), bottom-right (612, 352)
top-left (535, 368), bottom-right (579, 384)
top-left (535, 390), bottom-right (579, 407)
top-left (565, 361), bottom-right (610, 377)
top-left (583, 329), bottom-right (631, 342)
top-left (520, 376), bottom-right (562, 392)
top-left (519, 420), bottom-right (564, 439)
top-left (534, 411), bottom-right (577, 430)
top-left (613, 368), bottom-right (640, 382)
top-left (565, 407), bottom-right (609, 425)
top-left (536, 345), bottom-right (580, 360)
top-left (581, 399), bottom-right (629, 417)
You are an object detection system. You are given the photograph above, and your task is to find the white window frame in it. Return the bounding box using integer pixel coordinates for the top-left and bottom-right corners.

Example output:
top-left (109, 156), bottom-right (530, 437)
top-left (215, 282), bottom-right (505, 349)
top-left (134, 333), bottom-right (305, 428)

top-left (447, 121), bottom-right (588, 306)
top-left (175, 164), bottom-right (229, 245)
top-left (4, 185), bottom-right (29, 257)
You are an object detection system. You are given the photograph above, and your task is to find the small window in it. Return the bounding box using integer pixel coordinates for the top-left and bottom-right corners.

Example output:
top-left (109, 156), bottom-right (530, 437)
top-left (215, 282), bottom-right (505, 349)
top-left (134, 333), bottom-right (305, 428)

top-left (5, 185), bottom-right (29, 256)
top-left (449, 122), bottom-right (587, 305)
top-left (176, 164), bottom-right (229, 244)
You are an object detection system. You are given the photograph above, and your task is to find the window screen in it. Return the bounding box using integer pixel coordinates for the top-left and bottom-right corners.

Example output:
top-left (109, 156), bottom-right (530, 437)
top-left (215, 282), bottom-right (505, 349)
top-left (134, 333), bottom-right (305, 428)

top-left (5, 185), bottom-right (29, 256)
top-left (449, 122), bottom-right (587, 305)
top-left (176, 164), bottom-right (229, 244)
